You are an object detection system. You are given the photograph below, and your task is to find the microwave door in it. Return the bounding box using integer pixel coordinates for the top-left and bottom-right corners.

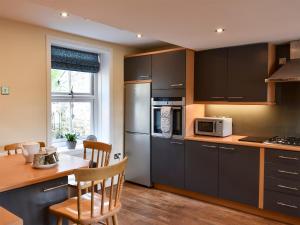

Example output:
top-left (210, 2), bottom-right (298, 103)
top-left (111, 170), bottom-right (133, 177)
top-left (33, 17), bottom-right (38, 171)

top-left (198, 121), bottom-right (215, 134)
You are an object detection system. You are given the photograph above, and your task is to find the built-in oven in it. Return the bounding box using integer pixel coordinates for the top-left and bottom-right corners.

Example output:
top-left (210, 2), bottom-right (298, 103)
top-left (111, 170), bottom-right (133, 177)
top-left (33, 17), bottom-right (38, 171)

top-left (151, 97), bottom-right (185, 139)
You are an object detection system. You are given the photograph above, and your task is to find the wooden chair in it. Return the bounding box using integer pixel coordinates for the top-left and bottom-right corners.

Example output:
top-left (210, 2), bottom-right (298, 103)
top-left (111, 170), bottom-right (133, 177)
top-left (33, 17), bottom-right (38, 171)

top-left (4, 143), bottom-right (22, 155)
top-left (38, 142), bottom-right (46, 148)
top-left (68, 141), bottom-right (112, 193)
top-left (50, 157), bottom-right (128, 225)
top-left (4, 142), bottom-right (46, 155)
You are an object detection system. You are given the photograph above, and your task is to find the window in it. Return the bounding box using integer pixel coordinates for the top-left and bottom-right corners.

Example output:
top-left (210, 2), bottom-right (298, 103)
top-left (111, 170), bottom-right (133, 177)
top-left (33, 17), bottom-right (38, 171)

top-left (50, 46), bottom-right (100, 143)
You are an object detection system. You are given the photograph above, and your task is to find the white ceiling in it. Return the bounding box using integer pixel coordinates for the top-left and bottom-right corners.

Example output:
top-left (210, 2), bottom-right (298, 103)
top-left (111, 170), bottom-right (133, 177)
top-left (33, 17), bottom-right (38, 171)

top-left (2, 0), bottom-right (300, 50)
top-left (0, 0), bottom-right (165, 48)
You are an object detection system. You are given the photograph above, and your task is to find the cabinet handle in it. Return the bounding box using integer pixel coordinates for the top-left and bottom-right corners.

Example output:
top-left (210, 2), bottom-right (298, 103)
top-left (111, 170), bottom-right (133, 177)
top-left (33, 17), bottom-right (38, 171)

top-left (228, 97), bottom-right (244, 99)
top-left (43, 184), bottom-right (68, 192)
top-left (220, 146), bottom-right (235, 150)
top-left (210, 97), bottom-right (225, 99)
top-left (170, 141), bottom-right (183, 145)
top-left (170, 83), bottom-right (183, 87)
top-left (276, 201), bottom-right (298, 209)
top-left (278, 155), bottom-right (299, 161)
top-left (139, 75), bottom-right (150, 78)
top-left (201, 144), bottom-right (217, 148)
top-left (277, 184), bottom-right (299, 191)
top-left (278, 170), bottom-right (299, 175)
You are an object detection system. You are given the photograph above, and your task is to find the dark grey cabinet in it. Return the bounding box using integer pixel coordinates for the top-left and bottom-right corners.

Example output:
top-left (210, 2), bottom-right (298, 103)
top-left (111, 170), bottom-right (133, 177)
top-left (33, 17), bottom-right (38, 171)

top-left (194, 43), bottom-right (270, 102)
top-left (151, 137), bottom-right (185, 189)
top-left (185, 141), bottom-right (219, 197)
top-left (152, 50), bottom-right (186, 90)
top-left (265, 148), bottom-right (300, 217)
top-left (227, 43), bottom-right (269, 102)
top-left (0, 177), bottom-right (68, 225)
top-left (194, 48), bottom-right (227, 101)
top-left (219, 144), bottom-right (259, 207)
top-left (124, 55), bottom-right (151, 81)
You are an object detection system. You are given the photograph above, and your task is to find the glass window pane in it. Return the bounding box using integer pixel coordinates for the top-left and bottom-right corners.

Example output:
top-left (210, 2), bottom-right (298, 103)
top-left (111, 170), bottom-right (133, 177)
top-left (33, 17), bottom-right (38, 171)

top-left (51, 69), bottom-right (69, 93)
top-left (72, 102), bottom-right (92, 137)
top-left (70, 71), bottom-right (93, 94)
top-left (51, 102), bottom-right (71, 140)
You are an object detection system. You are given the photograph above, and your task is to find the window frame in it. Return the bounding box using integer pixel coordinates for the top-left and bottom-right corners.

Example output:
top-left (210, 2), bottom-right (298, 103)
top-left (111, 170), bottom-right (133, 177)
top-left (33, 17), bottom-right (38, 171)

top-left (50, 69), bottom-right (99, 144)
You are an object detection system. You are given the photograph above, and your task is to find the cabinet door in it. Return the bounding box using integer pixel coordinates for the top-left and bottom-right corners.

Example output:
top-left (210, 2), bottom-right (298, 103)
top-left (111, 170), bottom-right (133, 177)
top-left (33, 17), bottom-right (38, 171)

top-left (185, 141), bottom-right (219, 197)
top-left (152, 50), bottom-right (186, 90)
top-left (219, 144), bottom-right (259, 206)
top-left (151, 137), bottom-right (185, 189)
top-left (0, 177), bottom-right (68, 225)
top-left (227, 43), bottom-right (268, 102)
top-left (194, 48), bottom-right (227, 101)
top-left (124, 55), bottom-right (151, 81)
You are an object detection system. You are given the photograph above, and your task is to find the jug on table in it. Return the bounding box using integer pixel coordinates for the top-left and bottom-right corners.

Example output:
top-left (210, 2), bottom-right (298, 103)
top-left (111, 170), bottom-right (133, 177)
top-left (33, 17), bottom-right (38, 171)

top-left (21, 142), bottom-right (40, 163)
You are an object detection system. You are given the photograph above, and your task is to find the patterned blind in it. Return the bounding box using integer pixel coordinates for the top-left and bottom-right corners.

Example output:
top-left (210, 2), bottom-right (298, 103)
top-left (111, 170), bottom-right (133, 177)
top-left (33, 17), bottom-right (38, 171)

top-left (51, 46), bottom-right (100, 73)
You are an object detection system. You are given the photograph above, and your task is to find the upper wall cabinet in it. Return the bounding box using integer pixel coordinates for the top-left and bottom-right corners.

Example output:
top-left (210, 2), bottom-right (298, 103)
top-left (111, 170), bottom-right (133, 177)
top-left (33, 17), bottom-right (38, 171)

top-left (124, 55), bottom-right (151, 81)
top-left (194, 43), bottom-right (275, 104)
top-left (152, 50), bottom-right (186, 90)
top-left (227, 43), bottom-right (269, 102)
top-left (194, 48), bottom-right (227, 101)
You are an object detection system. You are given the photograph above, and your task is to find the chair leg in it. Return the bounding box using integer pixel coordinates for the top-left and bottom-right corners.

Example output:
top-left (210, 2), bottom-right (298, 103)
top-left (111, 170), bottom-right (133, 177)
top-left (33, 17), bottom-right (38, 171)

top-left (112, 215), bottom-right (119, 225)
top-left (106, 218), bottom-right (110, 225)
top-left (57, 217), bottom-right (63, 225)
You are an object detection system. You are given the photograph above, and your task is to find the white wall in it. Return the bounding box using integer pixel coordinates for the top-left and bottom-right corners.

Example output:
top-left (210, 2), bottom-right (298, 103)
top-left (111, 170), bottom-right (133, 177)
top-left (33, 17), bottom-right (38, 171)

top-left (0, 18), bottom-right (137, 160)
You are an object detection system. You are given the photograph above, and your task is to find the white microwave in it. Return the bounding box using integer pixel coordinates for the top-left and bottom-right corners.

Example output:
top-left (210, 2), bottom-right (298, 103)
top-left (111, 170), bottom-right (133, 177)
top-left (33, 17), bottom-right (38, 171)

top-left (194, 117), bottom-right (232, 137)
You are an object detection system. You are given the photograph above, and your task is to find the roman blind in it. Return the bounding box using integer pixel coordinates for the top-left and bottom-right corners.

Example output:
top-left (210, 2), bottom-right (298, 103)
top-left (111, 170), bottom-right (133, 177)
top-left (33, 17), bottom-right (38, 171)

top-left (51, 46), bottom-right (100, 73)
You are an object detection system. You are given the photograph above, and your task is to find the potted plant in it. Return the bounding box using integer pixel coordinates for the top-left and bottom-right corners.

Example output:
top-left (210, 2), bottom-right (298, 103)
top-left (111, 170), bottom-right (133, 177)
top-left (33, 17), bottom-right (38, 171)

top-left (65, 133), bottom-right (77, 149)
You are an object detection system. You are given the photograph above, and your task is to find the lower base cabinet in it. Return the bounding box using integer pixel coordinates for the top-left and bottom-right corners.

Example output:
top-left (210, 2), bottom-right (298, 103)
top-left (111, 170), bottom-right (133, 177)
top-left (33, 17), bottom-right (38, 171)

top-left (219, 144), bottom-right (259, 207)
top-left (185, 141), bottom-right (219, 197)
top-left (265, 190), bottom-right (300, 217)
top-left (151, 137), bottom-right (185, 189)
top-left (264, 148), bottom-right (300, 217)
top-left (0, 177), bottom-right (68, 225)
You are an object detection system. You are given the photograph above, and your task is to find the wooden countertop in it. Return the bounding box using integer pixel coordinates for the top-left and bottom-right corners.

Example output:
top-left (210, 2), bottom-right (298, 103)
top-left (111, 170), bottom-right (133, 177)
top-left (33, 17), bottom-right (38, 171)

top-left (0, 154), bottom-right (89, 193)
top-left (185, 135), bottom-right (300, 152)
top-left (0, 207), bottom-right (23, 225)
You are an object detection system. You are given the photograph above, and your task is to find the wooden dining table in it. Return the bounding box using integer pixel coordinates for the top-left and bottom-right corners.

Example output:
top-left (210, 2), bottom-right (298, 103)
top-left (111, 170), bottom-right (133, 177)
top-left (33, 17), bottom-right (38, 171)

top-left (0, 154), bottom-right (89, 225)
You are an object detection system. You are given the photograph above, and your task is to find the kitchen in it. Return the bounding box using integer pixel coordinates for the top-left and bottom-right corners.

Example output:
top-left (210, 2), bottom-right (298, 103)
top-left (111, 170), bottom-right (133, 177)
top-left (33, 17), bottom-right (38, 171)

top-left (124, 42), bottom-right (300, 225)
top-left (1, 1), bottom-right (300, 225)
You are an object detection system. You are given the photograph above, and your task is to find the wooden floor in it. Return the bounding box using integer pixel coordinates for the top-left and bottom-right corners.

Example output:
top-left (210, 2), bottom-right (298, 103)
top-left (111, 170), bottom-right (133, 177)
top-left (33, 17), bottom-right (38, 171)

top-left (118, 182), bottom-right (287, 225)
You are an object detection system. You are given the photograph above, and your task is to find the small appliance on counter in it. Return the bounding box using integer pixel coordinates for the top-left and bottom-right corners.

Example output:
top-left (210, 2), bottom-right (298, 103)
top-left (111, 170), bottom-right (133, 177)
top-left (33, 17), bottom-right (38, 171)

top-left (194, 117), bottom-right (232, 137)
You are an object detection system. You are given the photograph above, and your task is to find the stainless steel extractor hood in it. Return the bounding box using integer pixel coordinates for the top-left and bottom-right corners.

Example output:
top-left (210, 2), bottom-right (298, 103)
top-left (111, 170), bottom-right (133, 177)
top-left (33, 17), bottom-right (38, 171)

top-left (266, 41), bottom-right (300, 82)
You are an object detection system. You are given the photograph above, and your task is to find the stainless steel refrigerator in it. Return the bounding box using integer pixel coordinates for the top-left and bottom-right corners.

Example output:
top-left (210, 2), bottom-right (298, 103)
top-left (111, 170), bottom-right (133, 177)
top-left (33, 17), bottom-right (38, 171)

top-left (124, 83), bottom-right (151, 187)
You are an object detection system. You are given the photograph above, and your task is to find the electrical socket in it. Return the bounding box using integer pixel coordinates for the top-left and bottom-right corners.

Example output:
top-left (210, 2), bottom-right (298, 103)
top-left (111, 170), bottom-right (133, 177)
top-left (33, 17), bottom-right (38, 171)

top-left (114, 153), bottom-right (121, 160)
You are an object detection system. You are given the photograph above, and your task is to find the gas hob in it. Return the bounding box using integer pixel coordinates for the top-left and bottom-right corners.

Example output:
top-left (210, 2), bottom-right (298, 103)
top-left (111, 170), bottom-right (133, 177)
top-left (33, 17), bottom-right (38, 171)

top-left (266, 136), bottom-right (300, 146)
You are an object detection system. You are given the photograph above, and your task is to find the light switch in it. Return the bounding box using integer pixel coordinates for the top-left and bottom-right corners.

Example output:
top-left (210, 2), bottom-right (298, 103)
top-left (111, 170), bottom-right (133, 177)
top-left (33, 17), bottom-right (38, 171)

top-left (1, 86), bottom-right (10, 95)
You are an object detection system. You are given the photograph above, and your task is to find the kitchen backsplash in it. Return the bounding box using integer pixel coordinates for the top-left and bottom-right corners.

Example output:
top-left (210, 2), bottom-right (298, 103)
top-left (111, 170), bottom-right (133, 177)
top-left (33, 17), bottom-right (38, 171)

top-left (205, 82), bottom-right (300, 137)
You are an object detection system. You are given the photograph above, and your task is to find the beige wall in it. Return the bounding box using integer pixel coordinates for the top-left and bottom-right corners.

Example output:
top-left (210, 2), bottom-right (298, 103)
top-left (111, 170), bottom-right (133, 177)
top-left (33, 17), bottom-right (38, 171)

top-left (0, 18), bottom-right (136, 152)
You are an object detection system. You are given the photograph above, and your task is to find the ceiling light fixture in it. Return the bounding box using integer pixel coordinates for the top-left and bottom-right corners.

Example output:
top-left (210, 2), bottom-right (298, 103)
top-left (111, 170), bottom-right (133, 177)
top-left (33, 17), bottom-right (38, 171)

top-left (136, 33), bottom-right (142, 38)
top-left (215, 28), bottom-right (225, 33)
top-left (60, 11), bottom-right (69, 18)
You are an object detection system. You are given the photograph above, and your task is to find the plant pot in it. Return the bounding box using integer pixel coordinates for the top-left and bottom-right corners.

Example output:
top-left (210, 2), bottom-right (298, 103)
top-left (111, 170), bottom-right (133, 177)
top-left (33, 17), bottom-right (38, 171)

top-left (66, 141), bottom-right (77, 149)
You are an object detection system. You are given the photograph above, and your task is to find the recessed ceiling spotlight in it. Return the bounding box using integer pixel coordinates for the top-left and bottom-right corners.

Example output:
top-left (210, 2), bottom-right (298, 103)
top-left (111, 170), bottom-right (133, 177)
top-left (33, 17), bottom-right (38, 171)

top-left (215, 28), bottom-right (225, 33)
top-left (60, 11), bottom-right (69, 18)
top-left (136, 33), bottom-right (142, 38)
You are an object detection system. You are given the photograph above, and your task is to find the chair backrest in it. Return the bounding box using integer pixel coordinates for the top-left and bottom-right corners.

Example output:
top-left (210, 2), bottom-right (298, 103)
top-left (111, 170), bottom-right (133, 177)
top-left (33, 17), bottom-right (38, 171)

top-left (4, 142), bottom-right (45, 155)
top-left (74, 157), bottom-right (128, 222)
top-left (83, 140), bottom-right (112, 168)
top-left (38, 142), bottom-right (46, 148)
top-left (4, 143), bottom-right (22, 155)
